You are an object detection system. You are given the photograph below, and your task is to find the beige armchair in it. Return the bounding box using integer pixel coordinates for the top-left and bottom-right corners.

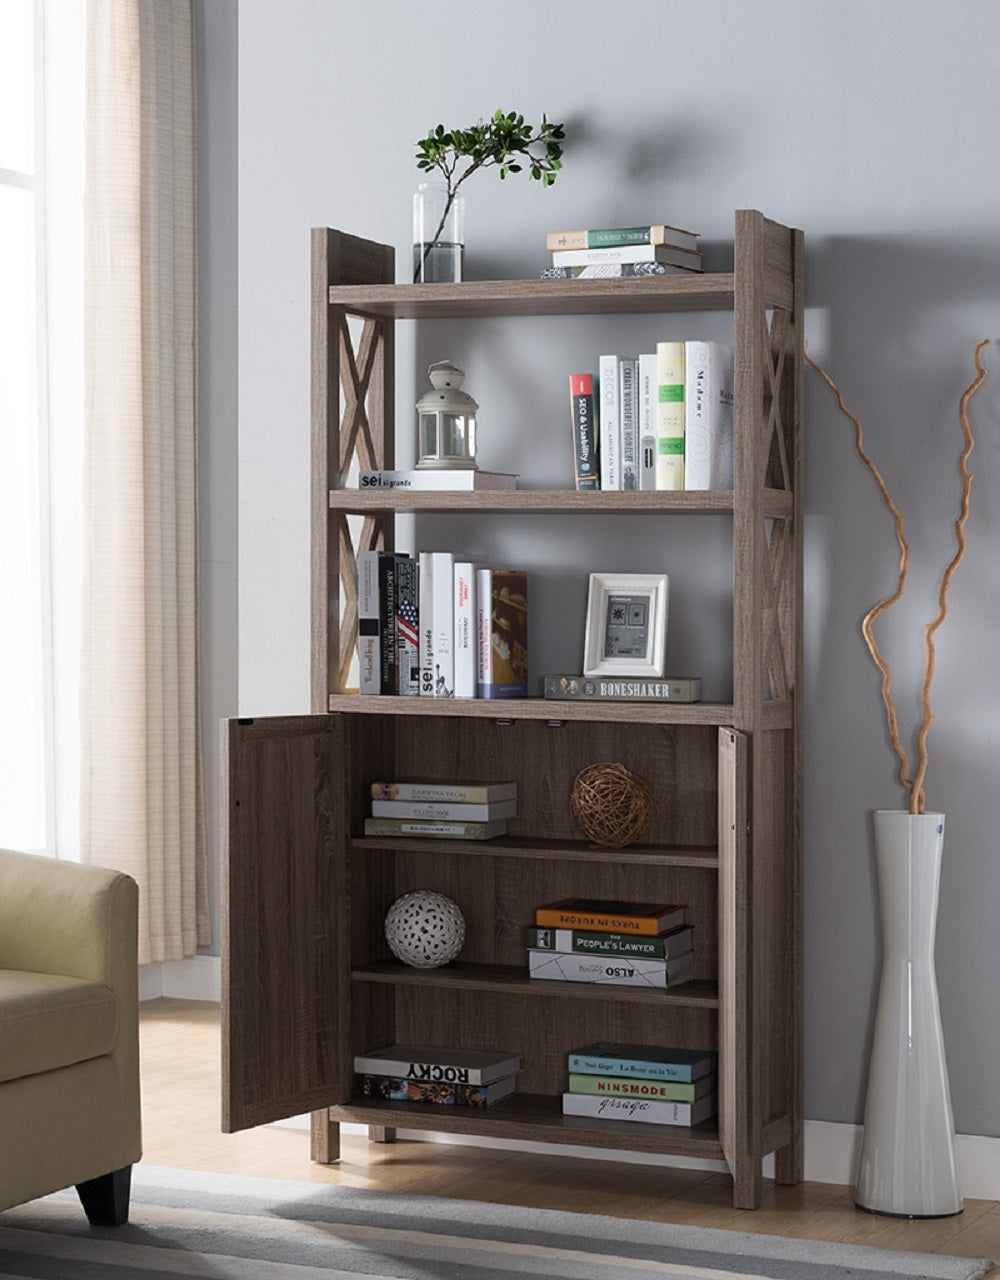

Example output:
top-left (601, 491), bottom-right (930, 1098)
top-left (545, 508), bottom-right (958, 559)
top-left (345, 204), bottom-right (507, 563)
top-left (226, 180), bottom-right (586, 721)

top-left (0, 848), bottom-right (141, 1224)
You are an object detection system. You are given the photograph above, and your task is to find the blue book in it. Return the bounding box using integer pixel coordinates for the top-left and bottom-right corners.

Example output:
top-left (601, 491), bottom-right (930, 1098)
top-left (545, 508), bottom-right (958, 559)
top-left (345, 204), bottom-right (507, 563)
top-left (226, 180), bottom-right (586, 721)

top-left (567, 1042), bottom-right (716, 1083)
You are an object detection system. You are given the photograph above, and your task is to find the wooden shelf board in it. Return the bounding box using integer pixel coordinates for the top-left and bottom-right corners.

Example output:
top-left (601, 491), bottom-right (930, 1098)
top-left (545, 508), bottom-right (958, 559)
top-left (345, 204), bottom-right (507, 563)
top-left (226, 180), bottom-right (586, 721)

top-left (351, 961), bottom-right (720, 1008)
top-left (327, 1092), bottom-right (724, 1159)
top-left (330, 489), bottom-right (736, 515)
top-left (327, 694), bottom-right (737, 726)
top-left (351, 835), bottom-right (719, 869)
top-left (328, 274), bottom-right (736, 319)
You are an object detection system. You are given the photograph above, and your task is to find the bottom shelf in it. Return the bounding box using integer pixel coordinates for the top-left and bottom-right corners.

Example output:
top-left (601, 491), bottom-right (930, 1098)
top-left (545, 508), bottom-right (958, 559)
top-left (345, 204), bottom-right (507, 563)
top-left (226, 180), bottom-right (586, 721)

top-left (327, 1091), bottom-right (723, 1160)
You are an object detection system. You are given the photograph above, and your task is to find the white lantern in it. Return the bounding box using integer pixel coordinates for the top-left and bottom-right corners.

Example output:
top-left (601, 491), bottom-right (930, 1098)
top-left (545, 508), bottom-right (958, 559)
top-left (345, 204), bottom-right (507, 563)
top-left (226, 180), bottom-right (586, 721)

top-left (416, 361), bottom-right (478, 470)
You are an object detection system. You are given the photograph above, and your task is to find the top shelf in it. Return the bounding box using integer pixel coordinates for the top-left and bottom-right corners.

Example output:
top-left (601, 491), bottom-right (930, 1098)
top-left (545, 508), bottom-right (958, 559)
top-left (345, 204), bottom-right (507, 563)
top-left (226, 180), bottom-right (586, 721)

top-left (328, 273), bottom-right (738, 319)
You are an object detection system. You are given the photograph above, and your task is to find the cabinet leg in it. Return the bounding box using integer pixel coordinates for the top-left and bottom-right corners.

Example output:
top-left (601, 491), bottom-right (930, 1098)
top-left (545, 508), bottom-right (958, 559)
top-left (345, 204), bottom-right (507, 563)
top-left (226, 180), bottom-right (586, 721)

top-left (368, 1125), bottom-right (397, 1144)
top-left (731, 1159), bottom-right (763, 1209)
top-left (775, 1125), bottom-right (804, 1186)
top-left (310, 1109), bottom-right (340, 1163)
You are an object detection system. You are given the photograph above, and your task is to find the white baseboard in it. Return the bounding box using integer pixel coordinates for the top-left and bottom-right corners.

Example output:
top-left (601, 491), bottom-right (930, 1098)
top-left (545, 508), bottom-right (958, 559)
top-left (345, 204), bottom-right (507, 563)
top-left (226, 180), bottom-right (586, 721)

top-left (139, 955), bottom-right (221, 1003)
top-left (272, 1114), bottom-right (1000, 1200)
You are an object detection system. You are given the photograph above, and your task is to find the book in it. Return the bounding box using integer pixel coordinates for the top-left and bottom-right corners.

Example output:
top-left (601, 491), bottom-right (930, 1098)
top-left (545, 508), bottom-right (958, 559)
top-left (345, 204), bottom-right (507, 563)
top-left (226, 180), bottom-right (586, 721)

top-left (534, 899), bottom-right (685, 935)
top-left (683, 340), bottom-right (734, 491)
top-left (561, 1090), bottom-right (717, 1126)
top-left (353, 1044), bottom-right (523, 1085)
top-left (419, 550), bottom-right (454, 697)
top-left (567, 1072), bottom-right (716, 1103)
top-left (361, 1073), bottom-right (517, 1106)
top-left (525, 923), bottom-right (694, 960)
top-left (547, 224), bottom-right (700, 253)
top-left (553, 244), bottom-right (702, 270)
top-left (568, 373), bottom-right (599, 491)
top-left (453, 560), bottom-right (478, 698)
top-left (363, 816), bottom-right (508, 840)
top-left (542, 262), bottom-right (697, 280)
top-left (637, 353), bottom-right (657, 490)
top-left (655, 341), bottom-right (685, 491)
top-left (528, 947), bottom-right (694, 989)
top-left (598, 354), bottom-right (621, 490)
top-left (358, 469), bottom-right (517, 490)
top-left (378, 553), bottom-right (401, 694)
top-left (476, 568), bottom-right (528, 699)
top-left (543, 675), bottom-right (702, 703)
top-left (357, 549), bottom-right (381, 695)
top-left (370, 780), bottom-right (518, 804)
top-left (395, 555), bottom-right (420, 696)
top-left (567, 1042), bottom-right (717, 1083)
top-left (371, 797), bottom-right (518, 821)
top-left (619, 357), bottom-right (638, 491)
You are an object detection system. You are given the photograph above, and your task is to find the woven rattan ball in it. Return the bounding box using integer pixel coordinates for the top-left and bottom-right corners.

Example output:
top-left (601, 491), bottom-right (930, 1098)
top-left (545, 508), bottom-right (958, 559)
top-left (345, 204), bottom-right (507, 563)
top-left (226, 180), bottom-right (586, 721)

top-left (571, 762), bottom-right (654, 848)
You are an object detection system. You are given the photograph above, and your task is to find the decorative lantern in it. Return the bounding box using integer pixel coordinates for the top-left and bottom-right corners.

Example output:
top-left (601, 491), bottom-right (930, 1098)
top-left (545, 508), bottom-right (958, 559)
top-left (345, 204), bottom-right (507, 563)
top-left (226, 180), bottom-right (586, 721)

top-left (416, 361), bottom-right (478, 470)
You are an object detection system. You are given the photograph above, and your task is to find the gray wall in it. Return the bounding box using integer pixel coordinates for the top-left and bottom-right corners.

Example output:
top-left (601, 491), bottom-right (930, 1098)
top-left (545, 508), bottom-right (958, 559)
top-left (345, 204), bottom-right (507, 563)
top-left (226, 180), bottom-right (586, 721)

top-left (235, 0), bottom-right (1000, 1135)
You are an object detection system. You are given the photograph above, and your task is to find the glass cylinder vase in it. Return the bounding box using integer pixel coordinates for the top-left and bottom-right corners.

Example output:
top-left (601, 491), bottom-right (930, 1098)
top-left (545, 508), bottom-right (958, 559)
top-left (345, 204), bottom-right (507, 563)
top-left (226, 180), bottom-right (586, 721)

top-left (413, 182), bottom-right (464, 283)
top-left (854, 809), bottom-right (962, 1217)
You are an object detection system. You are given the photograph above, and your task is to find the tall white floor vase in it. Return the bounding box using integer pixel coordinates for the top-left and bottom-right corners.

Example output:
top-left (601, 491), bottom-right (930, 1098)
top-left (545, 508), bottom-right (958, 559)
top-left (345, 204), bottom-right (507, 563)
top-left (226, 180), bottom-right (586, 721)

top-left (855, 810), bottom-right (962, 1217)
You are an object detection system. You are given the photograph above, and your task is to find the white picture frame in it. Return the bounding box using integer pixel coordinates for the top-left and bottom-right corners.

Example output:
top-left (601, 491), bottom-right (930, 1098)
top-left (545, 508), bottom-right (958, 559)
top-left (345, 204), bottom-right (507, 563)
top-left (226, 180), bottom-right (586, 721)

top-left (583, 573), bottom-right (669, 678)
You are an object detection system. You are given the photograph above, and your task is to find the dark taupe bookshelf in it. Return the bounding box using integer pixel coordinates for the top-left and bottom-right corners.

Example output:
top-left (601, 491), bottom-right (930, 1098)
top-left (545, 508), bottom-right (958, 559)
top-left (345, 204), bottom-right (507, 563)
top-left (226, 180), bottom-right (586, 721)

top-left (221, 211), bottom-right (804, 1209)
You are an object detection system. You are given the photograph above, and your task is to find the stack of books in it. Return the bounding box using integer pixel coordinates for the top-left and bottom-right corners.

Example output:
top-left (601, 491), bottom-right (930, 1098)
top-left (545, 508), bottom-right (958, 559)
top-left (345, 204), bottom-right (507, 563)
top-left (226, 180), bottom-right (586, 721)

top-left (543, 223), bottom-right (702, 279)
top-left (569, 340), bottom-right (734, 493)
top-left (364, 778), bottom-right (517, 841)
top-left (526, 898), bottom-right (694, 989)
top-left (358, 550), bottom-right (527, 700)
top-left (354, 1043), bottom-right (522, 1108)
top-left (562, 1041), bottom-right (718, 1127)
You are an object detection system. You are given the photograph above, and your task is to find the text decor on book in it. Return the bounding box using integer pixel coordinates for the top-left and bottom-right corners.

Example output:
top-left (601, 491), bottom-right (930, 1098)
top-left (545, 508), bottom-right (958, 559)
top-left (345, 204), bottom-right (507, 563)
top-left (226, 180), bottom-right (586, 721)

top-left (352, 1044), bottom-right (522, 1085)
top-left (546, 224), bottom-right (700, 252)
top-left (525, 924), bottom-right (694, 960)
top-left (552, 243), bottom-right (702, 270)
top-left (363, 817), bottom-right (508, 840)
top-left (528, 947), bottom-right (694, 989)
top-left (543, 675), bottom-right (701, 703)
top-left (567, 1042), bottom-right (717, 1083)
top-left (561, 1090), bottom-right (718, 1127)
top-left (370, 780), bottom-right (518, 804)
top-left (566, 1072), bottom-right (716, 1103)
top-left (534, 898), bottom-right (686, 935)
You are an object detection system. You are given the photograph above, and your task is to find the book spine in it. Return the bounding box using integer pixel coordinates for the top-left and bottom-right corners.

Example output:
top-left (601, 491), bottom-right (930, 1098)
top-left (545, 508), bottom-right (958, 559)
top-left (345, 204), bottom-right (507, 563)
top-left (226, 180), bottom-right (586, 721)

top-left (453, 560), bottom-right (478, 698)
top-left (566, 1073), bottom-right (705, 1102)
top-left (418, 551), bottom-right (435, 696)
top-left (542, 675), bottom-right (701, 703)
top-left (378, 553), bottom-right (399, 693)
top-left (352, 1056), bottom-right (520, 1085)
top-left (370, 781), bottom-right (517, 804)
top-left (566, 1053), bottom-right (703, 1082)
top-left (525, 924), bottom-right (693, 960)
top-left (361, 1074), bottom-right (516, 1106)
top-left (533, 908), bottom-right (675, 936)
top-left (655, 341), bottom-right (685, 491)
top-left (561, 1091), bottom-right (717, 1126)
top-left (598, 354), bottom-right (620, 491)
top-left (395, 555), bottom-right (420, 696)
top-left (357, 470), bottom-right (516, 491)
top-left (553, 244), bottom-right (702, 268)
top-left (638, 353), bottom-right (657, 491)
top-left (527, 948), bottom-right (694, 988)
top-left (568, 373), bottom-right (600, 491)
top-left (357, 549), bottom-right (381, 695)
top-left (371, 797), bottom-right (517, 821)
top-left (477, 569), bottom-right (527, 698)
top-left (475, 567), bottom-right (493, 694)
top-left (546, 225), bottom-right (699, 252)
top-left (363, 817), bottom-right (506, 840)
top-left (429, 551), bottom-right (454, 697)
top-left (683, 341), bottom-right (735, 491)
top-left (542, 263), bottom-right (691, 280)
top-left (619, 357), bottom-right (637, 491)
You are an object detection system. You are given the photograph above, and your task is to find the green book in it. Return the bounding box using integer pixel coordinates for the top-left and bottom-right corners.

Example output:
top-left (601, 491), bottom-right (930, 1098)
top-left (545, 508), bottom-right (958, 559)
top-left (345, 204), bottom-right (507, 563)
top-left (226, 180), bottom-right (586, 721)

top-left (567, 1072), bottom-right (715, 1103)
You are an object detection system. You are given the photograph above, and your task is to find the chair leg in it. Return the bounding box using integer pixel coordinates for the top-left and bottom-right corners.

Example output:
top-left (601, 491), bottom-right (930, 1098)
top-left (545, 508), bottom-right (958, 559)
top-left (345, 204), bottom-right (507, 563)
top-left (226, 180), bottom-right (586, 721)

top-left (75, 1165), bottom-right (132, 1226)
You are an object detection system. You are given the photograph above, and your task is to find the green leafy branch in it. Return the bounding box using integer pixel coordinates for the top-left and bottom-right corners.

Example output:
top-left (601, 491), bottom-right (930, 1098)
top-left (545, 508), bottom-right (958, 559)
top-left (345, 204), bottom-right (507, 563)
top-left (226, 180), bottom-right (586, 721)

top-left (414, 109), bottom-right (565, 280)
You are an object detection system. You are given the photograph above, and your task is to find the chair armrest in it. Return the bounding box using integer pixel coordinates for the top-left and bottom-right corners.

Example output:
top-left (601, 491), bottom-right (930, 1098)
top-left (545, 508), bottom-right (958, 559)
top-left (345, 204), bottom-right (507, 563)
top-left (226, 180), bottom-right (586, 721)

top-left (0, 848), bottom-right (138, 994)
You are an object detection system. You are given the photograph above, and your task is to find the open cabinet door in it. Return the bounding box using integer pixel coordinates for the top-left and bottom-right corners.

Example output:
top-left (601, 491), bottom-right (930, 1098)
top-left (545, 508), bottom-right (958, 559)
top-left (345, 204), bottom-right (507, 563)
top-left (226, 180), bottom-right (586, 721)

top-left (222, 714), bottom-right (350, 1132)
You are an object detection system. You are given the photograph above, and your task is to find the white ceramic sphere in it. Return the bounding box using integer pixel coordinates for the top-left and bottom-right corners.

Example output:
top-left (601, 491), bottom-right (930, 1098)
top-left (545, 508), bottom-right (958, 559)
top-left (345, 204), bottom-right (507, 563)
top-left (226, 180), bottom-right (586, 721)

top-left (384, 890), bottom-right (466, 968)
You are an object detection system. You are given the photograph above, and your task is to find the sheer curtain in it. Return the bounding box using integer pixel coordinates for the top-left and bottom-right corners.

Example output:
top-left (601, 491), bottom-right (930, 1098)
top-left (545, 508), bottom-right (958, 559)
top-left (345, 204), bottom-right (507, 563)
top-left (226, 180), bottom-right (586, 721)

top-left (81, 0), bottom-right (208, 962)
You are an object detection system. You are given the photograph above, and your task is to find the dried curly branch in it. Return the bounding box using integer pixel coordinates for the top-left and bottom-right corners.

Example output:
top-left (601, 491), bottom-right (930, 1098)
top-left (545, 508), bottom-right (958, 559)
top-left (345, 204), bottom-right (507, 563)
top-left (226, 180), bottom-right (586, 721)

top-left (805, 340), bottom-right (989, 813)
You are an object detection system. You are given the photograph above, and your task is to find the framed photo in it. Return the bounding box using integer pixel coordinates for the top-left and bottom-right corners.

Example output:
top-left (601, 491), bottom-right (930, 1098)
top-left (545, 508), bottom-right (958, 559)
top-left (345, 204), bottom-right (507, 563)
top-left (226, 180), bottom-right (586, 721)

top-left (583, 573), bottom-right (669, 678)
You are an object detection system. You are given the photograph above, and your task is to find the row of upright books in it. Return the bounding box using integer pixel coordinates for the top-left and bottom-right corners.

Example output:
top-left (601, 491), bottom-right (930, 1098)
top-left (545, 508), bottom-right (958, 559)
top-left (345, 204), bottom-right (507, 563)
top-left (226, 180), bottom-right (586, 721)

top-left (364, 778), bottom-right (517, 841)
top-left (570, 340), bottom-right (734, 493)
top-left (527, 898), bottom-right (695, 990)
top-left (354, 1043), bottom-right (523, 1108)
top-left (563, 1041), bottom-right (718, 1127)
top-left (359, 550), bottom-right (527, 699)
top-left (543, 222), bottom-right (703, 279)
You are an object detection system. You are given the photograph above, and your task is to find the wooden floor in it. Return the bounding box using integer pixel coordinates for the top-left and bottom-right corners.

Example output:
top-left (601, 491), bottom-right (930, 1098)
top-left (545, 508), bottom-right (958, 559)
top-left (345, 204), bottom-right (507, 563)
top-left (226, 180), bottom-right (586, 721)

top-left (140, 998), bottom-right (999, 1271)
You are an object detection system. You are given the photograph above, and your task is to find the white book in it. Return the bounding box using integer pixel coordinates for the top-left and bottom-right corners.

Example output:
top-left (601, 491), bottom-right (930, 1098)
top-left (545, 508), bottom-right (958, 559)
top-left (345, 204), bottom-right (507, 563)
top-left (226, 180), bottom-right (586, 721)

top-left (371, 797), bottom-right (518, 821)
top-left (552, 243), bottom-right (702, 269)
top-left (453, 560), bottom-right (478, 698)
top-left (418, 551), bottom-right (435, 696)
top-left (527, 948), bottom-right (694, 989)
top-left (597, 354), bottom-right (620, 490)
top-left (638, 353), bottom-right (657, 491)
top-left (357, 549), bottom-right (381, 695)
top-left (561, 1090), bottom-right (718, 1127)
top-left (428, 551), bottom-right (454, 697)
top-left (359, 470), bottom-right (517, 491)
top-left (619, 357), bottom-right (638, 491)
top-left (655, 341), bottom-right (685, 491)
top-left (684, 341), bottom-right (734, 490)
top-left (475, 567), bottom-right (494, 692)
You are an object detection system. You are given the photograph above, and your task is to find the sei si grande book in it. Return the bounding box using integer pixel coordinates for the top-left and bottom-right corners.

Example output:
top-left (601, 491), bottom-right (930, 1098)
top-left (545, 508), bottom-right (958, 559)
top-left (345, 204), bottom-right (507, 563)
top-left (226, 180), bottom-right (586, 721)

top-left (534, 899), bottom-right (685, 935)
top-left (528, 947), bottom-right (694, 989)
top-left (561, 1090), bottom-right (717, 1126)
top-left (370, 780), bottom-right (518, 804)
top-left (525, 924), bottom-right (694, 960)
top-left (543, 675), bottom-right (702, 703)
top-left (358, 469), bottom-right (517, 490)
top-left (353, 1044), bottom-right (523, 1085)
top-left (547, 224), bottom-right (700, 252)
top-left (361, 1074), bottom-right (517, 1106)
top-left (566, 1072), bottom-right (716, 1103)
top-left (567, 1042), bottom-right (717, 1083)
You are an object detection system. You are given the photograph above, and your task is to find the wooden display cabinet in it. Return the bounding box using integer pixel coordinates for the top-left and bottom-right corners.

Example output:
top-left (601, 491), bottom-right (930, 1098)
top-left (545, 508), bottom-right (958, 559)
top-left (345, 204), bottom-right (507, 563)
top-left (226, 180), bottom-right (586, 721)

top-left (222, 211), bottom-right (804, 1209)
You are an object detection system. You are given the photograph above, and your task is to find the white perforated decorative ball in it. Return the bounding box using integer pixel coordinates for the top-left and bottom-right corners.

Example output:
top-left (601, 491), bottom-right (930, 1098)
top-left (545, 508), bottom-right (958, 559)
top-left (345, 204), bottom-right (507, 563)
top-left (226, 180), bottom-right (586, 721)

top-left (384, 890), bottom-right (466, 968)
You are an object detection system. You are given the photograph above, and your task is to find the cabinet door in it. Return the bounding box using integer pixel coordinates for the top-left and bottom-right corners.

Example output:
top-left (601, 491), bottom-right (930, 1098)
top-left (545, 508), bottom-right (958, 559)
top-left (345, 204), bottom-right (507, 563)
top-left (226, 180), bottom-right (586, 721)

top-left (222, 714), bottom-right (349, 1132)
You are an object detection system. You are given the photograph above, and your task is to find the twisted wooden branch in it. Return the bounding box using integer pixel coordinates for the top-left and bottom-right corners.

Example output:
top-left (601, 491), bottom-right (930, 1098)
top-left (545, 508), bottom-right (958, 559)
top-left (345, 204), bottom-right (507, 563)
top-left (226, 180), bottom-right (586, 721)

top-left (805, 340), bottom-right (990, 813)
